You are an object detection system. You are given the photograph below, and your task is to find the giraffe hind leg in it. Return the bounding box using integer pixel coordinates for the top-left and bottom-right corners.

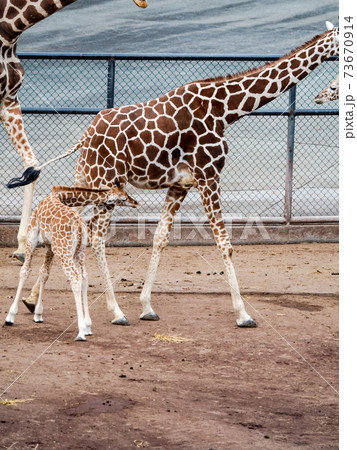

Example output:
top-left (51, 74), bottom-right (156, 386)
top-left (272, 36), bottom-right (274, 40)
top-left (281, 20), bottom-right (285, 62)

top-left (197, 179), bottom-right (256, 328)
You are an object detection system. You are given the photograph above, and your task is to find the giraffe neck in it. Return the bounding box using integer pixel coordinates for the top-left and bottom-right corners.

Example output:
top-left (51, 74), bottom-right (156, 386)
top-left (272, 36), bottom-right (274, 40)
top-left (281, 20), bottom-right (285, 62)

top-left (53, 187), bottom-right (112, 208)
top-left (0, 0), bottom-right (77, 44)
top-left (197, 29), bottom-right (338, 128)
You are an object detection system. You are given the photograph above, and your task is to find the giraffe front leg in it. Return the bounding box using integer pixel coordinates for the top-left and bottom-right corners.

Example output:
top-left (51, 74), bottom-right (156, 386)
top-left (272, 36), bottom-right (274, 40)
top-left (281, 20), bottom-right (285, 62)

top-left (90, 206), bottom-right (129, 325)
top-left (198, 179), bottom-right (256, 328)
top-left (5, 262), bottom-right (32, 325)
top-left (5, 229), bottom-right (38, 325)
top-left (140, 187), bottom-right (188, 321)
top-left (223, 246), bottom-right (256, 327)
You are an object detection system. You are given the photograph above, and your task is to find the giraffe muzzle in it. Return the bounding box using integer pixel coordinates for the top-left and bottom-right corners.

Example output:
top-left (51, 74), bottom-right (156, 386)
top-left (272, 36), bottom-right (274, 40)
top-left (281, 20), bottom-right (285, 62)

top-left (115, 197), bottom-right (139, 208)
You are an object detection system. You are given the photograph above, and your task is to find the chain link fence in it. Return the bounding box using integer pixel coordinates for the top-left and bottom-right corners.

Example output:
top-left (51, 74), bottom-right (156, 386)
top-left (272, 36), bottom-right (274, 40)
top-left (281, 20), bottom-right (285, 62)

top-left (0, 53), bottom-right (338, 222)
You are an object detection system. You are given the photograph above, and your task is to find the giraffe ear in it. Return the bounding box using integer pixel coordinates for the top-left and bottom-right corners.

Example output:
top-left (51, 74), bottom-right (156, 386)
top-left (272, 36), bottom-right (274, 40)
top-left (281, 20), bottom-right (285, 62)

top-left (326, 21), bottom-right (334, 30)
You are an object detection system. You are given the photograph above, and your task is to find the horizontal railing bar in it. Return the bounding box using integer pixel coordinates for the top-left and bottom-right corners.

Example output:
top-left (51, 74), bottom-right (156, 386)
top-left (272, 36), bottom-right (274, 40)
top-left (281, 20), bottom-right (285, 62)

top-left (17, 52), bottom-right (338, 62)
top-left (294, 109), bottom-right (339, 116)
top-left (22, 107), bottom-right (101, 114)
top-left (290, 216), bottom-right (339, 223)
top-left (21, 107), bottom-right (338, 116)
top-left (0, 216), bottom-right (338, 224)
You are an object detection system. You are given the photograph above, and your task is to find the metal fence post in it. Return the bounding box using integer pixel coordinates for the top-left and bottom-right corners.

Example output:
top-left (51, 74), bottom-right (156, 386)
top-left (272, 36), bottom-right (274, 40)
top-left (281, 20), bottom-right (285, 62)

top-left (107, 57), bottom-right (115, 108)
top-left (284, 85), bottom-right (297, 223)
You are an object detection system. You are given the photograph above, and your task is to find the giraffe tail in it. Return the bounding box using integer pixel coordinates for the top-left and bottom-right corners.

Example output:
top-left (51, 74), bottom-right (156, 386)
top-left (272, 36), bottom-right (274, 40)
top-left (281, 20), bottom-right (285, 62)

top-left (6, 134), bottom-right (87, 189)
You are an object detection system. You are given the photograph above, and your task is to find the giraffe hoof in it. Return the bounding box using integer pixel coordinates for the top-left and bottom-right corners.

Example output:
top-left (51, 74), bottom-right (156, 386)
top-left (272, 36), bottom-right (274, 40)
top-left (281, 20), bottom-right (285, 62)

top-left (4, 320), bottom-right (14, 326)
top-left (140, 312), bottom-right (160, 321)
top-left (112, 316), bottom-right (130, 326)
top-left (13, 252), bottom-right (25, 264)
top-left (22, 299), bottom-right (36, 313)
top-left (74, 335), bottom-right (86, 341)
top-left (237, 318), bottom-right (257, 328)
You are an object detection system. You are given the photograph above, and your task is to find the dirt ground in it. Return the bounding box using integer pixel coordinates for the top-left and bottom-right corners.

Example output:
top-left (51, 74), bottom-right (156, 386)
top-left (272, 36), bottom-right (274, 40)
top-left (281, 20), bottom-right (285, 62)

top-left (0, 243), bottom-right (338, 449)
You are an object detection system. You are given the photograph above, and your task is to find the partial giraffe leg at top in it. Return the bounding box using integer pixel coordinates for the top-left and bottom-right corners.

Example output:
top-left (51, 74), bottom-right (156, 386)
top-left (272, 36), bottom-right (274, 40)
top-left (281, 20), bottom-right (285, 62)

top-left (140, 186), bottom-right (188, 320)
top-left (0, 100), bottom-right (38, 168)
top-left (0, 99), bottom-right (39, 262)
top-left (197, 177), bottom-right (256, 327)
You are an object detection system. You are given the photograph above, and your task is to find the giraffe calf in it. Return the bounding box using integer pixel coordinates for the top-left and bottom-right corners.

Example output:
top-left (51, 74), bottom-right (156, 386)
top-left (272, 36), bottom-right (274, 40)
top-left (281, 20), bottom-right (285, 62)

top-left (5, 185), bottom-right (138, 341)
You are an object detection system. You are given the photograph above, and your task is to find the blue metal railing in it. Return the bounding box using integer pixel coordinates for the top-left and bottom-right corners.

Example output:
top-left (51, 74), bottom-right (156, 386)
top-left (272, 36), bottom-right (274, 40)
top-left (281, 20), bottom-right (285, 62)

top-left (0, 53), bottom-right (338, 223)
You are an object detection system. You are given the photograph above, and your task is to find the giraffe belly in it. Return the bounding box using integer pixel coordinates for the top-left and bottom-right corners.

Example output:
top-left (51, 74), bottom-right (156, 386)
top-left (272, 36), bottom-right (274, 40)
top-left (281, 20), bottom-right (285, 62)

top-left (127, 163), bottom-right (196, 190)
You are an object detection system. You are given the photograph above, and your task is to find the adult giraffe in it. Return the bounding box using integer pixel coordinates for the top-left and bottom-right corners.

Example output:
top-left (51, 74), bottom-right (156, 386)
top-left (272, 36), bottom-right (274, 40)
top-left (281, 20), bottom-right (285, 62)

top-left (12, 22), bottom-right (339, 328)
top-left (1, 0), bottom-right (148, 262)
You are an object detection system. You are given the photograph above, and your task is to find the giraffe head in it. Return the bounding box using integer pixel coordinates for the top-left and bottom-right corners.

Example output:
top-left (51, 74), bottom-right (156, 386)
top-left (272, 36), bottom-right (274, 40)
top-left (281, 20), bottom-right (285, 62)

top-left (314, 73), bottom-right (339, 104)
top-left (52, 185), bottom-right (139, 208)
top-left (106, 184), bottom-right (139, 208)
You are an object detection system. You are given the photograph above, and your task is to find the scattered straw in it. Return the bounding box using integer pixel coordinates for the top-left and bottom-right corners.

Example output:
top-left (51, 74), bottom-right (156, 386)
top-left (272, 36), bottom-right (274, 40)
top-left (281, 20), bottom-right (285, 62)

top-left (0, 398), bottom-right (33, 406)
top-left (153, 332), bottom-right (192, 343)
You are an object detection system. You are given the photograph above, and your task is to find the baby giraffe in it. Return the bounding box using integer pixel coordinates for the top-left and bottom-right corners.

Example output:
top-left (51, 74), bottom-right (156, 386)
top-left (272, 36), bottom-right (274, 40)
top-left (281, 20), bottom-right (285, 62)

top-left (5, 184), bottom-right (138, 341)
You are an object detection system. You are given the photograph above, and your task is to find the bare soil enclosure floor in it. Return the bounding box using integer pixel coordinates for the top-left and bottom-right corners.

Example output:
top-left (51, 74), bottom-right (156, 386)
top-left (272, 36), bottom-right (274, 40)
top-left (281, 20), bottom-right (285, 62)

top-left (0, 243), bottom-right (338, 449)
